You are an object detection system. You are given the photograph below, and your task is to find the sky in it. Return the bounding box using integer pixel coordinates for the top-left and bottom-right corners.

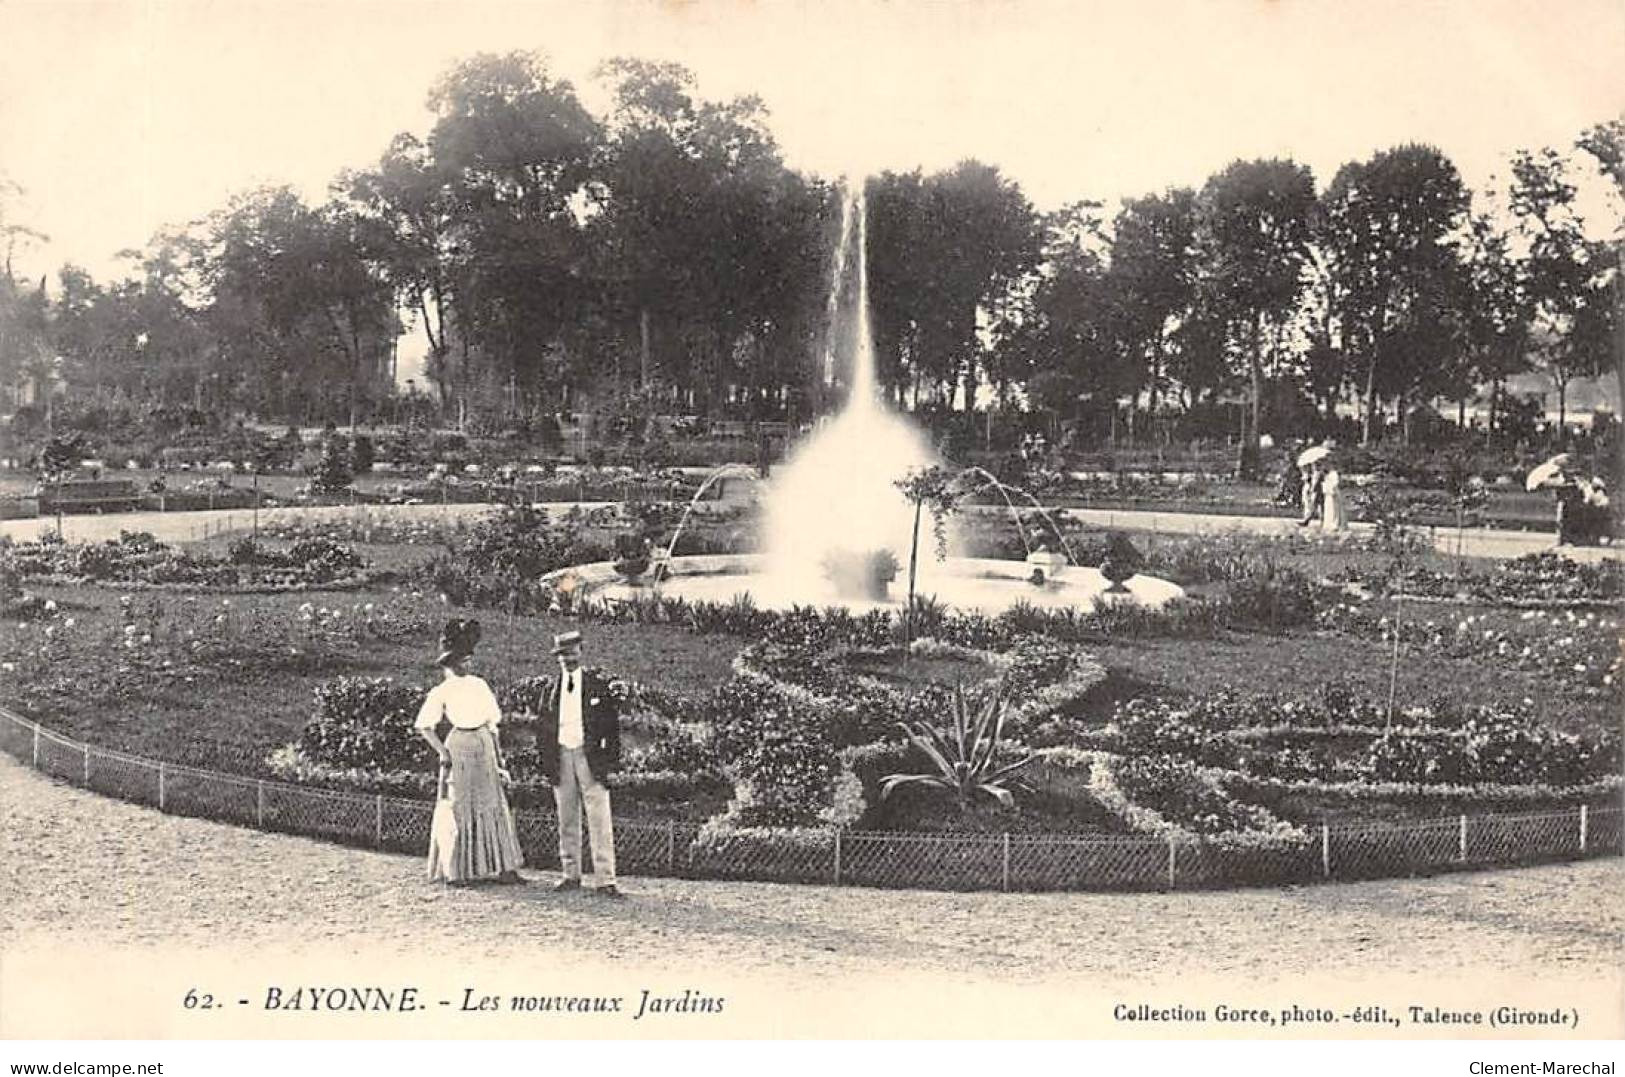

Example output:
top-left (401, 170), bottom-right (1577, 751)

top-left (2, 0), bottom-right (1622, 287)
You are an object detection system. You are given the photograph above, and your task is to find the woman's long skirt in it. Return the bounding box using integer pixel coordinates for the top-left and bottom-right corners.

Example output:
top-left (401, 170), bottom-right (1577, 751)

top-left (428, 726), bottom-right (524, 882)
top-left (1323, 483), bottom-right (1347, 531)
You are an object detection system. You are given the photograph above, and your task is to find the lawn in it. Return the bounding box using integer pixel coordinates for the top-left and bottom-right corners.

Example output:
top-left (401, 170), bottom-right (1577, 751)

top-left (3, 518), bottom-right (1616, 842)
top-left (6, 581), bottom-right (740, 776)
top-left (1084, 628), bottom-right (1612, 739)
top-left (8, 574), bottom-right (1611, 785)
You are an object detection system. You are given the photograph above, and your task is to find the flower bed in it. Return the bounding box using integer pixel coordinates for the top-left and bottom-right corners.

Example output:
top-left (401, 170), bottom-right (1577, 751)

top-left (1371, 553), bottom-right (1623, 606)
top-left (1316, 596), bottom-right (1621, 693)
top-left (1077, 692), bottom-right (1620, 818)
top-left (2, 531), bottom-right (373, 590)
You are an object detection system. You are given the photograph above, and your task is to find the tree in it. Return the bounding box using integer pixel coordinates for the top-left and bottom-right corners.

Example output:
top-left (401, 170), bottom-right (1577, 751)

top-left (1194, 159), bottom-right (1317, 465)
top-left (201, 187), bottom-right (397, 425)
top-left (1509, 146), bottom-right (1612, 433)
top-left (1575, 121), bottom-right (1625, 415)
top-left (1317, 146), bottom-right (1468, 444)
top-left (311, 433), bottom-right (354, 494)
top-left (866, 169), bottom-right (933, 406)
top-left (590, 58), bottom-right (717, 393)
top-left (589, 57), bottom-right (820, 418)
top-left (894, 465), bottom-right (960, 650)
top-left (344, 134), bottom-right (465, 414)
top-left (865, 163), bottom-right (1040, 415)
top-left (1108, 189), bottom-right (1197, 417)
top-left (426, 51), bottom-right (601, 420)
top-left (36, 431), bottom-right (85, 537)
top-left (0, 175), bottom-right (48, 284)
top-left (1018, 201), bottom-right (1130, 429)
top-left (1457, 210), bottom-right (1530, 434)
top-left (928, 162), bottom-right (1042, 414)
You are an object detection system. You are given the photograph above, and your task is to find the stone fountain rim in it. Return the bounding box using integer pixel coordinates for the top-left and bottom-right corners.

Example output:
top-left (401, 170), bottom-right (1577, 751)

top-left (540, 552), bottom-right (1184, 593)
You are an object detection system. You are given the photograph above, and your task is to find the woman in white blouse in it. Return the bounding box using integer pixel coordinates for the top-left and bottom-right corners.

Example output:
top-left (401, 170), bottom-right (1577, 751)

top-left (416, 619), bottom-right (525, 885)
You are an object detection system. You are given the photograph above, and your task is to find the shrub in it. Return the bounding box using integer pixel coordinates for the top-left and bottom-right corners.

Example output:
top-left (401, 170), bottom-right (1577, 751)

top-left (1110, 755), bottom-right (1266, 837)
top-left (0, 557), bottom-right (21, 606)
top-left (1221, 566), bottom-right (1320, 631)
top-left (458, 505), bottom-right (606, 580)
top-left (351, 435), bottom-right (375, 474)
top-left (310, 438), bottom-right (354, 494)
top-left (227, 537), bottom-right (262, 565)
top-left (299, 676), bottom-right (425, 771)
top-left (709, 676), bottom-right (839, 828)
top-left (1360, 709), bottom-right (1619, 788)
top-left (288, 537), bottom-right (364, 581)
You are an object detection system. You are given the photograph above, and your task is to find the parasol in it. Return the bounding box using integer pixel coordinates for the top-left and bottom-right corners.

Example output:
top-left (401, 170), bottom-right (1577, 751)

top-left (1296, 444), bottom-right (1332, 467)
top-left (1525, 454), bottom-right (1572, 491)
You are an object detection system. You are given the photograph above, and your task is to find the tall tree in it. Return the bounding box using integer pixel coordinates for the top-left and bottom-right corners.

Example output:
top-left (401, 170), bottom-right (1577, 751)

top-left (1016, 201), bottom-right (1127, 430)
top-left (1108, 188), bottom-right (1197, 416)
top-left (1508, 146), bottom-right (1611, 432)
top-left (1317, 145), bottom-right (1468, 444)
top-left (344, 134), bottom-right (465, 412)
top-left (865, 162), bottom-right (1040, 414)
top-left (926, 161), bottom-right (1042, 414)
top-left (427, 51), bottom-right (601, 419)
top-left (203, 186), bottom-right (395, 423)
top-left (866, 169), bottom-right (933, 405)
top-left (589, 58), bottom-right (819, 417)
top-left (1575, 121), bottom-right (1625, 414)
top-left (1194, 158), bottom-right (1317, 461)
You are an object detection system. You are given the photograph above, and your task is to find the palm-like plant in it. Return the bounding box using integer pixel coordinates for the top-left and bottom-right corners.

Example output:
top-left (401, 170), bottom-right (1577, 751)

top-left (880, 684), bottom-right (1036, 808)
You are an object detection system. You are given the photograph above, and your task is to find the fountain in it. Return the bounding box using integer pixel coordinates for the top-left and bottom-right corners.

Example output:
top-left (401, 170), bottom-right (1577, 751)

top-left (571, 181), bottom-right (1184, 614)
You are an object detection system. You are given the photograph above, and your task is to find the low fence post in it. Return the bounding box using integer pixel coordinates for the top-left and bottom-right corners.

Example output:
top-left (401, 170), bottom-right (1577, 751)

top-left (158, 762), bottom-right (167, 812)
top-left (1579, 805), bottom-right (1588, 853)
top-left (1167, 838), bottom-right (1177, 890)
top-left (31, 723), bottom-right (39, 768)
top-left (83, 743), bottom-right (91, 785)
top-left (1001, 833), bottom-right (1011, 892)
top-left (666, 821), bottom-right (676, 874)
top-left (1458, 814), bottom-right (1468, 862)
top-left (375, 794), bottom-right (384, 847)
top-left (257, 780), bottom-right (266, 828)
top-left (833, 828), bottom-right (843, 886)
top-left (1321, 823), bottom-right (1330, 879)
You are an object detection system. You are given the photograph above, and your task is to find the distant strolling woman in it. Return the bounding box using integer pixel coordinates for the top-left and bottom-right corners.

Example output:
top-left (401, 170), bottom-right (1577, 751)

top-left (1321, 463), bottom-right (1347, 531)
top-left (1298, 462), bottom-right (1323, 526)
top-left (416, 618), bottom-right (525, 885)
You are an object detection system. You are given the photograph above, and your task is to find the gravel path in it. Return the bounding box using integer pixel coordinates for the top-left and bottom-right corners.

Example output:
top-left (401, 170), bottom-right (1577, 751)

top-left (7, 501), bottom-right (1614, 562)
top-left (3, 752), bottom-right (1620, 985)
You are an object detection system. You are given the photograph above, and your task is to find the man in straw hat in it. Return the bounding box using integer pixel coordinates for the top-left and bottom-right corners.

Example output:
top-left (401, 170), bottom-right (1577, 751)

top-left (536, 630), bottom-right (625, 897)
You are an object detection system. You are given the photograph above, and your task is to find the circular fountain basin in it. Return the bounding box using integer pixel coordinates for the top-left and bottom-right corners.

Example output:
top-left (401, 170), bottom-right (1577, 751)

top-left (560, 554), bottom-right (1185, 614)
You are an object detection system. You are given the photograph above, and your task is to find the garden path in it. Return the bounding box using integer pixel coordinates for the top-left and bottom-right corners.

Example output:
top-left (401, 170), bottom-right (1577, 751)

top-left (3, 753), bottom-right (1619, 1001)
top-left (4, 502), bottom-right (1616, 562)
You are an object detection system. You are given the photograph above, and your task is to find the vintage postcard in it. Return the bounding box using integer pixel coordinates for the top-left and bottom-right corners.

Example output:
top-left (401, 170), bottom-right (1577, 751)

top-left (0, 0), bottom-right (1620, 1050)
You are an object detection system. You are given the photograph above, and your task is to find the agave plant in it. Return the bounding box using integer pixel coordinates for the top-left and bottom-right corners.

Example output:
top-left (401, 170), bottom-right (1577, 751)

top-left (880, 684), bottom-right (1036, 808)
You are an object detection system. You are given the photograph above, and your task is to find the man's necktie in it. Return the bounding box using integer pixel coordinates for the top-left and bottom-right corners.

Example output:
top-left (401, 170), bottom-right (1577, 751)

top-left (566, 673), bottom-right (575, 693)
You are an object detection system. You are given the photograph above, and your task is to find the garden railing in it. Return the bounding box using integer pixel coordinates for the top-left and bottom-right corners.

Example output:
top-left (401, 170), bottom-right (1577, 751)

top-left (2, 704), bottom-right (1618, 893)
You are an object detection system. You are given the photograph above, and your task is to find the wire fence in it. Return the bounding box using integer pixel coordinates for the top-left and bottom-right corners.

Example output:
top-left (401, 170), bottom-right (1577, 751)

top-left (2, 704), bottom-right (1619, 892)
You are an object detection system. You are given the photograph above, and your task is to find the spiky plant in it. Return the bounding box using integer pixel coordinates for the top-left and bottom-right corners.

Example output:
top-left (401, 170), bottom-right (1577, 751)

top-left (880, 684), bottom-right (1036, 809)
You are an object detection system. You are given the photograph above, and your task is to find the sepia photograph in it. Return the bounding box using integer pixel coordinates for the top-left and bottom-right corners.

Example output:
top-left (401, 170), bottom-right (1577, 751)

top-left (0, 0), bottom-right (1621, 1056)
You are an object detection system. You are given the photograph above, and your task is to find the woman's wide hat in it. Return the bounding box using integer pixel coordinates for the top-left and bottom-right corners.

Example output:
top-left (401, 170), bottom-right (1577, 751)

top-left (435, 618), bottom-right (482, 667)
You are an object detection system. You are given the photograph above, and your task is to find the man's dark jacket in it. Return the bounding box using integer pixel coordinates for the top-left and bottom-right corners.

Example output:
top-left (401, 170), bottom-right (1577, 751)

top-left (535, 668), bottom-right (622, 784)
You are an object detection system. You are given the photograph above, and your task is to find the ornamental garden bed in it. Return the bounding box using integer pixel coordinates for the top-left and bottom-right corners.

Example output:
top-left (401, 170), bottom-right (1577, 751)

top-left (2, 531), bottom-right (372, 589)
top-left (1, 508), bottom-right (1618, 880)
